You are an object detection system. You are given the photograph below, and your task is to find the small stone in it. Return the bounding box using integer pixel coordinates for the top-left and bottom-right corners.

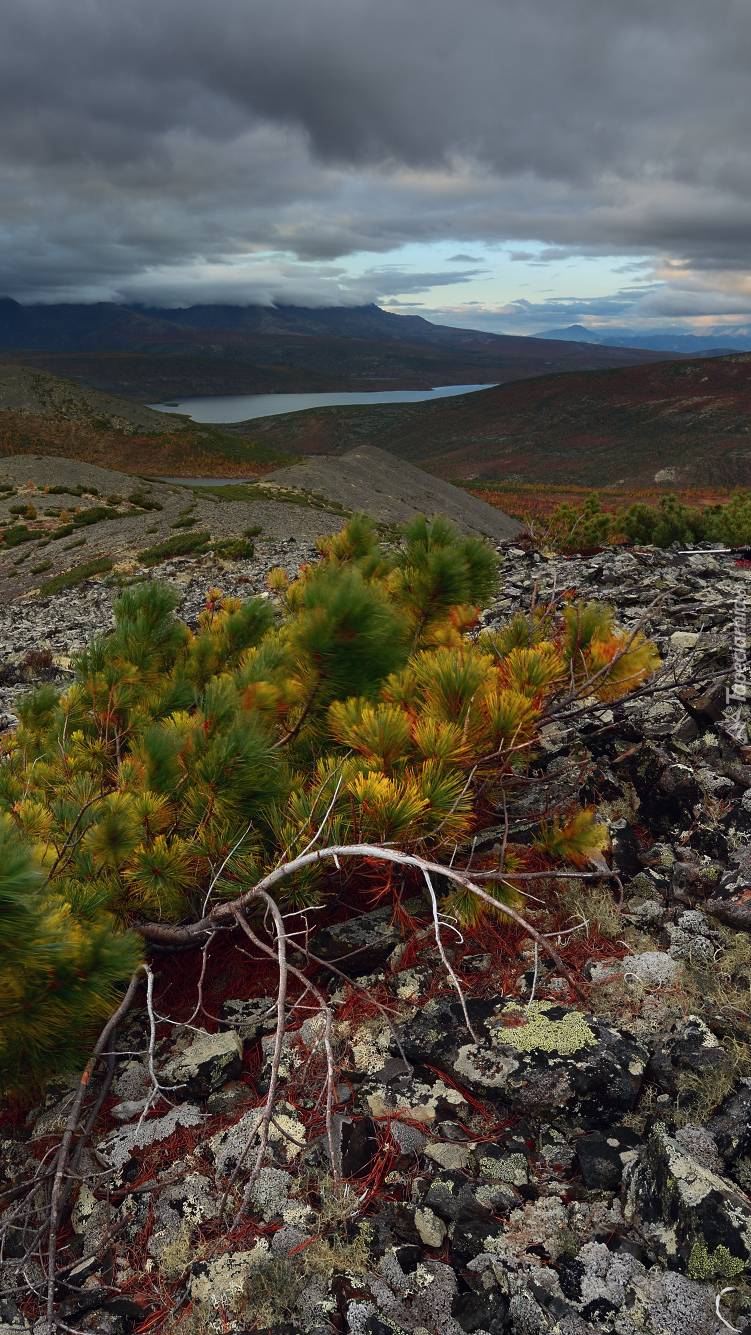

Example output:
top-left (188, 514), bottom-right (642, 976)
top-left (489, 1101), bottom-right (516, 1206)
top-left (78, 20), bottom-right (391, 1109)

top-left (414, 1207), bottom-right (447, 1248)
top-left (160, 1029), bottom-right (243, 1098)
top-left (671, 631), bottom-right (700, 650)
top-left (110, 1099), bottom-right (147, 1123)
top-left (478, 1151), bottom-right (528, 1186)
top-left (389, 1121), bottom-right (427, 1156)
top-left (206, 1080), bottom-right (252, 1116)
top-left (423, 1140), bottom-right (472, 1171)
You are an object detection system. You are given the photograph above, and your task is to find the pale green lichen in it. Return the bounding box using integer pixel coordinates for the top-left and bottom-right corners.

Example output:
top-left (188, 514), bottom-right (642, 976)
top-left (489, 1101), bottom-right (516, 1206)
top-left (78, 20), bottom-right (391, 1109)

top-left (687, 1238), bottom-right (747, 1280)
top-left (497, 1002), bottom-right (597, 1055)
top-left (479, 1152), bottom-right (528, 1186)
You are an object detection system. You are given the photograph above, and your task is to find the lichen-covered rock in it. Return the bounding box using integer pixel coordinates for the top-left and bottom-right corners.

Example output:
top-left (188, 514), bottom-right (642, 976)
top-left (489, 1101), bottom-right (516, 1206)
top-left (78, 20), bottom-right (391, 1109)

top-left (648, 1014), bottom-right (729, 1096)
top-left (665, 910), bottom-right (722, 965)
top-left (359, 1061), bottom-right (469, 1126)
top-left (219, 995), bottom-right (277, 1043)
top-left (624, 1124), bottom-right (751, 1278)
top-left (590, 951), bottom-right (680, 988)
top-left (208, 1101), bottom-right (306, 1178)
top-left (553, 1239), bottom-right (738, 1335)
top-left (308, 905), bottom-right (401, 977)
top-left (95, 1102), bottom-right (205, 1170)
top-left (413, 1206), bottom-right (446, 1248)
top-left (146, 1173), bottom-right (219, 1275)
top-left (160, 1028), bottom-right (243, 1098)
top-left (707, 844), bottom-right (751, 931)
top-left (186, 1241), bottom-right (271, 1331)
top-left (708, 1077), bottom-right (751, 1164)
top-left (395, 998), bottom-right (648, 1130)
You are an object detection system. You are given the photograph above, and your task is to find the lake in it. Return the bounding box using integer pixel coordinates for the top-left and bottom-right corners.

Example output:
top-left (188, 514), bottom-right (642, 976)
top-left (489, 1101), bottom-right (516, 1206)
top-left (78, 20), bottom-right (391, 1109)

top-left (148, 382), bottom-right (495, 424)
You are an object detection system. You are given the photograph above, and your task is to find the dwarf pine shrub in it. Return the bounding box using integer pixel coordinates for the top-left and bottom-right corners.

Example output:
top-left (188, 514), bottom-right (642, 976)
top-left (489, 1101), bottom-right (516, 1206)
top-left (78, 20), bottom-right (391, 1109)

top-left (541, 489), bottom-right (751, 553)
top-left (542, 493), bottom-right (614, 554)
top-left (0, 513), bottom-right (659, 1094)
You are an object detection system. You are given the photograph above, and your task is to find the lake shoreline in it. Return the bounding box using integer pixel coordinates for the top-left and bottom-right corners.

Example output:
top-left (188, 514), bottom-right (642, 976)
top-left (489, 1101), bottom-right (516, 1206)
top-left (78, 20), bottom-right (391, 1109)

top-left (147, 381), bottom-right (496, 423)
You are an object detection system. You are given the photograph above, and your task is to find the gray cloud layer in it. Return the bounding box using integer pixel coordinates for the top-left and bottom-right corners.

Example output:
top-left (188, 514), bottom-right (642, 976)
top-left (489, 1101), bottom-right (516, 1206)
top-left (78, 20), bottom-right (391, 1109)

top-left (1, 0), bottom-right (750, 306)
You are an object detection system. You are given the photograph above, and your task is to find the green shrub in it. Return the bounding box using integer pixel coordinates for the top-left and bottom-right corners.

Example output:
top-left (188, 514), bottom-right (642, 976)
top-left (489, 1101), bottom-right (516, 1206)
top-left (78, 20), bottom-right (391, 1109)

top-left (171, 516), bottom-right (198, 529)
top-left (138, 531), bottom-right (211, 565)
top-left (703, 490), bottom-right (751, 546)
top-left (540, 493), bottom-right (613, 554)
top-left (45, 484), bottom-right (96, 497)
top-left (71, 506), bottom-right (121, 528)
top-left (619, 490), bottom-right (751, 549)
top-left (620, 494), bottom-right (707, 547)
top-left (244, 525), bottom-right (263, 538)
top-left (39, 557), bottom-right (113, 595)
top-left (213, 538), bottom-right (255, 560)
top-left (30, 560), bottom-right (53, 574)
top-left (128, 492), bottom-right (163, 511)
top-left (1, 524), bottom-right (37, 548)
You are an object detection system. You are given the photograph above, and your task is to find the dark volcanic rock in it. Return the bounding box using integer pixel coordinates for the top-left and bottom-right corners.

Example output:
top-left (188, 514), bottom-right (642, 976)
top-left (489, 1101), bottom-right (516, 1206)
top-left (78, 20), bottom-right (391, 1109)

top-left (395, 998), bottom-right (648, 1130)
top-left (451, 1286), bottom-right (510, 1334)
top-left (625, 1125), bottom-right (751, 1278)
top-left (575, 1126), bottom-right (643, 1192)
top-left (648, 1014), bottom-right (729, 1096)
top-left (708, 1079), bottom-right (751, 1164)
top-left (308, 905), bottom-right (401, 976)
top-left (159, 1028), bottom-right (243, 1098)
top-left (707, 844), bottom-right (751, 931)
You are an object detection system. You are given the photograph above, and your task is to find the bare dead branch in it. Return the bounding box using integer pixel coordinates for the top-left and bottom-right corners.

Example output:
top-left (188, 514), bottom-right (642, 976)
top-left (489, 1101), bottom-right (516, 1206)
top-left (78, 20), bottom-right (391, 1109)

top-left (46, 972), bottom-right (140, 1334)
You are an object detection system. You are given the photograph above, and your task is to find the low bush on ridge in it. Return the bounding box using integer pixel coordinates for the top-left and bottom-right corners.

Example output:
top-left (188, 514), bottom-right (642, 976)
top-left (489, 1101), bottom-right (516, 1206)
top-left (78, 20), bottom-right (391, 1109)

top-left (535, 488), bottom-right (751, 554)
top-left (0, 512), bottom-right (659, 1096)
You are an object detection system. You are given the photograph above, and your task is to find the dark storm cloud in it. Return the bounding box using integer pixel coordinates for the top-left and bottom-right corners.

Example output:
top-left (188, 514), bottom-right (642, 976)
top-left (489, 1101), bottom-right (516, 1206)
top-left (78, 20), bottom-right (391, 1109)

top-left (1, 0), bottom-right (751, 303)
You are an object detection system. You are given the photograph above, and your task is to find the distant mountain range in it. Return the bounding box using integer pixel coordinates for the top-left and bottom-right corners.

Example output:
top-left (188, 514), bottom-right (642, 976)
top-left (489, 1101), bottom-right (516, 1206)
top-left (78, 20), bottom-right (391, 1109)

top-left (0, 298), bottom-right (691, 400)
top-left (537, 323), bottom-right (751, 354)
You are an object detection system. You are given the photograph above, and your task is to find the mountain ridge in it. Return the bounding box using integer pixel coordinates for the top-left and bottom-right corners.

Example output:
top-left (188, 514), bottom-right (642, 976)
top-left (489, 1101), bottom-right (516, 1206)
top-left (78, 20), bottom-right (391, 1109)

top-left (537, 322), bottom-right (751, 354)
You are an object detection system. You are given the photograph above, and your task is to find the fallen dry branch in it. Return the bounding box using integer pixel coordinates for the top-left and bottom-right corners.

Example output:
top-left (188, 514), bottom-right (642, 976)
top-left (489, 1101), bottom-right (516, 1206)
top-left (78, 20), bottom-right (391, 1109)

top-left (135, 843), bottom-right (586, 1000)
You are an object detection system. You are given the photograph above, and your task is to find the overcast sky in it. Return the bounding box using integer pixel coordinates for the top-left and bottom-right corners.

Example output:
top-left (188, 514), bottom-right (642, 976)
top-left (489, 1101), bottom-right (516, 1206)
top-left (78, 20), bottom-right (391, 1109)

top-left (2, 0), bottom-right (751, 333)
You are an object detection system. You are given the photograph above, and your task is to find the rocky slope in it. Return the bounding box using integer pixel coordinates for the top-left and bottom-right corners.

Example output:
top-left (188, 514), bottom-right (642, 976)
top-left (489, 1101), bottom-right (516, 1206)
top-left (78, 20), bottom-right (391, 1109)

top-left (0, 364), bottom-right (181, 434)
top-left (3, 530), bottom-right (751, 1335)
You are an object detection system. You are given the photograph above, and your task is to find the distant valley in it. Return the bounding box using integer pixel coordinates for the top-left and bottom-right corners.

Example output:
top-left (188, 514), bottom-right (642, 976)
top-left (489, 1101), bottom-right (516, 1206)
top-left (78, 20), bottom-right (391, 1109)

top-left (1, 301), bottom-right (749, 495)
top-left (232, 351), bottom-right (751, 490)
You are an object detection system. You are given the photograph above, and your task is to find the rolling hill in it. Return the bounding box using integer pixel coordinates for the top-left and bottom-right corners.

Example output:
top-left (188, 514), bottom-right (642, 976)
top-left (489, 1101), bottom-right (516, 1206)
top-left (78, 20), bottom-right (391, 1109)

top-left (0, 364), bottom-right (288, 476)
top-left (229, 351), bottom-right (751, 490)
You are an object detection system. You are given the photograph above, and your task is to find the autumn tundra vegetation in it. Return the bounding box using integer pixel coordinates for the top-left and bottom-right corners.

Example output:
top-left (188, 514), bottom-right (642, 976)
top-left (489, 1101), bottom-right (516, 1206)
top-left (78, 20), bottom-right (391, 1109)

top-left (0, 511), bottom-right (660, 1105)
